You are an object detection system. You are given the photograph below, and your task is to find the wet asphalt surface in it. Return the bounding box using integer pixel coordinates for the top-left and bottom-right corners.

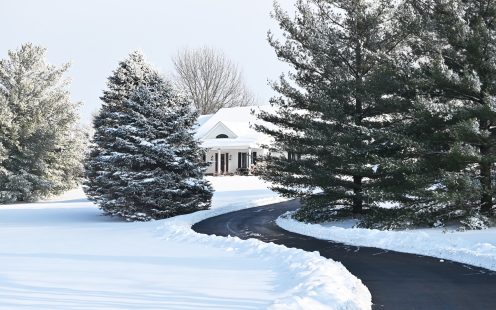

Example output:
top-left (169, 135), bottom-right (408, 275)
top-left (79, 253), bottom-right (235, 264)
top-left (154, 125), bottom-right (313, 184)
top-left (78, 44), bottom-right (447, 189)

top-left (192, 199), bottom-right (496, 309)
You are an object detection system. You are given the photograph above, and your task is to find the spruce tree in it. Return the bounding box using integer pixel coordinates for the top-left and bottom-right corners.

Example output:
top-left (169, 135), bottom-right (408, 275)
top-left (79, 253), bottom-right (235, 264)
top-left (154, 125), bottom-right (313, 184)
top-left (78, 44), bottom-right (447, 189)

top-left (256, 0), bottom-right (415, 221)
top-left (0, 43), bottom-right (86, 203)
top-left (84, 52), bottom-right (212, 221)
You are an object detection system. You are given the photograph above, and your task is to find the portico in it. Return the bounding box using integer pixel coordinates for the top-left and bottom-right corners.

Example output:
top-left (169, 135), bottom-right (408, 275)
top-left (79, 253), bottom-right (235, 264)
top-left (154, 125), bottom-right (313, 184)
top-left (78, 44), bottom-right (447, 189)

top-left (206, 146), bottom-right (257, 175)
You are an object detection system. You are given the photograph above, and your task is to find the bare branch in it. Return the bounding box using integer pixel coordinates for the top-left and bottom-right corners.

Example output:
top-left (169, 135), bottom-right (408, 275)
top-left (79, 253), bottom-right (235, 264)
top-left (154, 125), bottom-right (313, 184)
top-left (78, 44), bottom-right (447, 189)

top-left (172, 47), bottom-right (255, 115)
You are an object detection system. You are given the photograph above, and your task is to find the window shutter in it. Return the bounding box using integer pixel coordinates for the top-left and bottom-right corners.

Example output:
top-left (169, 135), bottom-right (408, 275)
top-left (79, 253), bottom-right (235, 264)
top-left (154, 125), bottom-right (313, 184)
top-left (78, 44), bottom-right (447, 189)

top-left (238, 152), bottom-right (241, 168)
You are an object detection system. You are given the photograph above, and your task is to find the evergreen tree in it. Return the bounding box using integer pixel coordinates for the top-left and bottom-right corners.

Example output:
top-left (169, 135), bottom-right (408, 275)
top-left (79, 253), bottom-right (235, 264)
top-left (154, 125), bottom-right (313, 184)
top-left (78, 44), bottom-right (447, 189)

top-left (402, 0), bottom-right (496, 227)
top-left (84, 52), bottom-right (212, 221)
top-left (0, 43), bottom-right (86, 203)
top-left (256, 0), bottom-right (415, 221)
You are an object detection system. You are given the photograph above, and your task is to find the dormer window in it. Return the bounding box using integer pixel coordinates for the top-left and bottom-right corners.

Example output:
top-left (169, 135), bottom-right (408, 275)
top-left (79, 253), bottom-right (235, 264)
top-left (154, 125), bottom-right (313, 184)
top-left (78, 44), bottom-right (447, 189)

top-left (216, 134), bottom-right (228, 139)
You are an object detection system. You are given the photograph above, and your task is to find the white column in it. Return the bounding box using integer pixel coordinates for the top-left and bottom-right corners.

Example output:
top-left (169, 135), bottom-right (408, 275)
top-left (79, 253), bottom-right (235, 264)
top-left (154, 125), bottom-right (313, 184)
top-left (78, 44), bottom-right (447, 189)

top-left (248, 147), bottom-right (252, 173)
top-left (217, 149), bottom-right (221, 175)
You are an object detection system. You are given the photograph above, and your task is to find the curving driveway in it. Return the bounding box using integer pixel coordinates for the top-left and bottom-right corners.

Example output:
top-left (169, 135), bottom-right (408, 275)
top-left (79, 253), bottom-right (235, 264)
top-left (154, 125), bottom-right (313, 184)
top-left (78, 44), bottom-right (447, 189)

top-left (192, 199), bottom-right (496, 309)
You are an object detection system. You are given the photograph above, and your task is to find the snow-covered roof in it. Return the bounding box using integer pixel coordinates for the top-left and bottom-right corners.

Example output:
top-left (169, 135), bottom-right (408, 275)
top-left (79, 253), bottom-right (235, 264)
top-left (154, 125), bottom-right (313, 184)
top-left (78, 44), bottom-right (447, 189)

top-left (195, 105), bottom-right (276, 149)
top-left (195, 114), bottom-right (213, 129)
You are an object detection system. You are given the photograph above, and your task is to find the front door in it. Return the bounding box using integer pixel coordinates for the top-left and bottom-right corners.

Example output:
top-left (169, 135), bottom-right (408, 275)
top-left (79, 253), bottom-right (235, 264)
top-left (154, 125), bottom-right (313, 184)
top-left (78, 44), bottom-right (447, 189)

top-left (220, 153), bottom-right (229, 174)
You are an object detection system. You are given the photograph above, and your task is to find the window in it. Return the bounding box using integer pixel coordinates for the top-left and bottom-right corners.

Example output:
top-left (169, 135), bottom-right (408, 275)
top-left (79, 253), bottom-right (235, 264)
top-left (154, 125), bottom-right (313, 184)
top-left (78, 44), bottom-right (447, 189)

top-left (252, 152), bottom-right (257, 164)
top-left (238, 152), bottom-right (248, 168)
top-left (216, 134), bottom-right (228, 139)
top-left (288, 151), bottom-right (301, 161)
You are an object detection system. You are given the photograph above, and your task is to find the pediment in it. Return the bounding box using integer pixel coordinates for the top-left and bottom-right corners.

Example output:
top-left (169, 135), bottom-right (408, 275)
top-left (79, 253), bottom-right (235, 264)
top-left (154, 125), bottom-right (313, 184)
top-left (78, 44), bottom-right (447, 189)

top-left (202, 121), bottom-right (238, 139)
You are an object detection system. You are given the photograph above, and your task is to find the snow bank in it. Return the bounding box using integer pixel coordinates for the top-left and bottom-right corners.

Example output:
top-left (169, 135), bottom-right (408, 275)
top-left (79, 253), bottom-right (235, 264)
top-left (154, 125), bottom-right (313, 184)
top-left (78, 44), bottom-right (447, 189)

top-left (0, 176), bottom-right (371, 309)
top-left (158, 204), bottom-right (371, 309)
top-left (277, 212), bottom-right (496, 271)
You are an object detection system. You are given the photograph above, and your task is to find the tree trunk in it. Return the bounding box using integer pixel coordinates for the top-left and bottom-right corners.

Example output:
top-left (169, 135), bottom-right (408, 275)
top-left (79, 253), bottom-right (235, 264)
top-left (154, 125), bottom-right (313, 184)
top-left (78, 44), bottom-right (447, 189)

top-left (479, 131), bottom-right (492, 212)
top-left (480, 160), bottom-right (492, 213)
top-left (353, 176), bottom-right (363, 214)
top-left (479, 119), bottom-right (493, 214)
top-left (353, 37), bottom-right (364, 214)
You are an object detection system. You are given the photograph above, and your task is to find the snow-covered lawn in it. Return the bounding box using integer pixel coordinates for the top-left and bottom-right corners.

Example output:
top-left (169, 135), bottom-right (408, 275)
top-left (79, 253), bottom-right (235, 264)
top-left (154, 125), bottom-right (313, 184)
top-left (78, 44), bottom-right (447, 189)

top-left (0, 176), bottom-right (371, 310)
top-left (277, 212), bottom-right (496, 271)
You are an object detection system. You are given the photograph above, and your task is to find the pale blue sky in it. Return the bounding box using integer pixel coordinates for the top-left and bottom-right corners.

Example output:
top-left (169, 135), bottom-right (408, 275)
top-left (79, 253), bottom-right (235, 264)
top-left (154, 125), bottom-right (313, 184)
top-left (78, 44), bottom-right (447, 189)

top-left (1, 0), bottom-right (295, 124)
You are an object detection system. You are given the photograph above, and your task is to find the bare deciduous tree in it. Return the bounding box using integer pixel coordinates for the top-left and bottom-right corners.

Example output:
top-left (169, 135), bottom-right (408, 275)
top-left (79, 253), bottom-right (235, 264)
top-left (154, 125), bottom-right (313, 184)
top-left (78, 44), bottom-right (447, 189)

top-left (172, 47), bottom-right (255, 115)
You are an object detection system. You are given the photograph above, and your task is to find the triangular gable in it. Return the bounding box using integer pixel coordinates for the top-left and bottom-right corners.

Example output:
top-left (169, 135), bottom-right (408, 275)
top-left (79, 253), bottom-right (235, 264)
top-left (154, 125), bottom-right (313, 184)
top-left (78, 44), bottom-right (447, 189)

top-left (201, 121), bottom-right (238, 140)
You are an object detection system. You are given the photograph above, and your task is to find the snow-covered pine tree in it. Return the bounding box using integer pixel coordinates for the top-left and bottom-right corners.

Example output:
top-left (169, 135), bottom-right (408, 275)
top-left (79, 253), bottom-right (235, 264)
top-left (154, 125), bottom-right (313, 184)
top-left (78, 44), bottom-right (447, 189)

top-left (84, 52), bottom-right (212, 221)
top-left (0, 43), bottom-right (86, 203)
top-left (403, 0), bottom-right (496, 227)
top-left (256, 0), bottom-right (416, 222)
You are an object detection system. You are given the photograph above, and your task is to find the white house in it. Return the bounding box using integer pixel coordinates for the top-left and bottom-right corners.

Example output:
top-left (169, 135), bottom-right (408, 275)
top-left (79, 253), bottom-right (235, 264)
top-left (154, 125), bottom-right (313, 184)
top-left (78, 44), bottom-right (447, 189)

top-left (195, 106), bottom-right (276, 175)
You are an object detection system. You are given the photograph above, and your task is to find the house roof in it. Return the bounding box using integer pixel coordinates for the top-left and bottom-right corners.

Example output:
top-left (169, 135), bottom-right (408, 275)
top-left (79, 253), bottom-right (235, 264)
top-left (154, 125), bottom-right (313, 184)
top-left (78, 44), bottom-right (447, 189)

top-left (195, 105), bottom-right (277, 149)
top-left (196, 114), bottom-right (213, 128)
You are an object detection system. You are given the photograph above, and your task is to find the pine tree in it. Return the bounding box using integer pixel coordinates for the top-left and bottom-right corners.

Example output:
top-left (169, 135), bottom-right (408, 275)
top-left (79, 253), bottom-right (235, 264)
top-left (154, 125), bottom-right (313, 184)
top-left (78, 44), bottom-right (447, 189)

top-left (0, 43), bottom-right (86, 203)
top-left (84, 52), bottom-right (212, 221)
top-left (403, 0), bottom-right (496, 227)
top-left (256, 0), bottom-right (416, 221)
